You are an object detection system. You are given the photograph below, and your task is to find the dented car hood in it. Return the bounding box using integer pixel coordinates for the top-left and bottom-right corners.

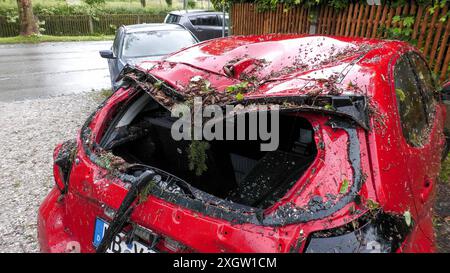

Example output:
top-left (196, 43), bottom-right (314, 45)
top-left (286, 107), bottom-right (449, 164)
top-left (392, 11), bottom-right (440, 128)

top-left (135, 35), bottom-right (375, 98)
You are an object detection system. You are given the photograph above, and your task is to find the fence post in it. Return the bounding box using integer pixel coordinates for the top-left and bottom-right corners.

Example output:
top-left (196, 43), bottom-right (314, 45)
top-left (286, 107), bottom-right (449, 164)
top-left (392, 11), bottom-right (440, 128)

top-left (309, 7), bottom-right (319, 34)
top-left (88, 16), bottom-right (94, 34)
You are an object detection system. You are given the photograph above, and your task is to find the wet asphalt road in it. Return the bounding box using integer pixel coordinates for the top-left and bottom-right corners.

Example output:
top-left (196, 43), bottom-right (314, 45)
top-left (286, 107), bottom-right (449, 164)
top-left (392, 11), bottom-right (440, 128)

top-left (0, 41), bottom-right (113, 102)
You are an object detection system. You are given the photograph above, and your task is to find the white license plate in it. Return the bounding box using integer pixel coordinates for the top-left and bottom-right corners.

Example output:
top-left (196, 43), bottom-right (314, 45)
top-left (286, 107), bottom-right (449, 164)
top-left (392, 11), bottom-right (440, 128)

top-left (93, 218), bottom-right (156, 253)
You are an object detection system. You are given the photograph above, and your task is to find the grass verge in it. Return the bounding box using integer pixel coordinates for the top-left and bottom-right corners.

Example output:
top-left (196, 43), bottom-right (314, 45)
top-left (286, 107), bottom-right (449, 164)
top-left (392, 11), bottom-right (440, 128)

top-left (0, 35), bottom-right (114, 44)
top-left (90, 88), bottom-right (114, 103)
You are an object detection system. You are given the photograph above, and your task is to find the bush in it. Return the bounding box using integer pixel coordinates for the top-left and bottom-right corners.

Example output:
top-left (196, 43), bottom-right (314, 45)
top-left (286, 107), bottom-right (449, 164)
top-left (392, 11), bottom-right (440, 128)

top-left (84, 0), bottom-right (106, 6)
top-left (0, 2), bottom-right (169, 17)
top-left (187, 0), bottom-right (196, 9)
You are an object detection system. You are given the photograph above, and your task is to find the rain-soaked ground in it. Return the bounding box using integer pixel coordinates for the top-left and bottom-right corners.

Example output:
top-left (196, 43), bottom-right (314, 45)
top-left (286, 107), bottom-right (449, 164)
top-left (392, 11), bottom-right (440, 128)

top-left (0, 41), bottom-right (112, 102)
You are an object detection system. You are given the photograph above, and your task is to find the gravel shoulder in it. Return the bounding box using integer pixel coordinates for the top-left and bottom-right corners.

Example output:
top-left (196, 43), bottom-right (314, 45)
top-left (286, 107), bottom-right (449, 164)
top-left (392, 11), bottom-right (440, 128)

top-left (0, 92), bottom-right (102, 253)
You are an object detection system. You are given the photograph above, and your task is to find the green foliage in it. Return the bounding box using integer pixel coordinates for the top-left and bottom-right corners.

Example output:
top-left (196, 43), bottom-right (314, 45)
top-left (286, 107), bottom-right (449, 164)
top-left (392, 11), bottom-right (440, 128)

top-left (188, 0), bottom-right (196, 9)
top-left (380, 15), bottom-right (416, 43)
top-left (366, 199), bottom-right (380, 210)
top-left (440, 153), bottom-right (450, 184)
top-left (211, 0), bottom-right (231, 10)
top-left (214, 0), bottom-right (348, 10)
top-left (5, 12), bottom-right (18, 23)
top-left (226, 81), bottom-right (249, 93)
top-left (0, 2), bottom-right (168, 17)
top-left (84, 0), bottom-right (106, 6)
top-left (339, 178), bottom-right (349, 194)
top-left (212, 0), bottom-right (449, 11)
top-left (235, 92), bottom-right (244, 101)
top-left (138, 180), bottom-right (157, 204)
top-left (396, 88), bottom-right (406, 102)
top-left (429, 0), bottom-right (450, 23)
top-left (188, 140), bottom-right (210, 176)
top-left (324, 104), bottom-right (335, 111)
top-left (166, 0), bottom-right (173, 7)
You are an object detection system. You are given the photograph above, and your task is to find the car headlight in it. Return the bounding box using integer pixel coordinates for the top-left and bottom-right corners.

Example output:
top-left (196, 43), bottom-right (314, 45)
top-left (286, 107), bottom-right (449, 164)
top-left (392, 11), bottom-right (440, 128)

top-left (304, 212), bottom-right (411, 253)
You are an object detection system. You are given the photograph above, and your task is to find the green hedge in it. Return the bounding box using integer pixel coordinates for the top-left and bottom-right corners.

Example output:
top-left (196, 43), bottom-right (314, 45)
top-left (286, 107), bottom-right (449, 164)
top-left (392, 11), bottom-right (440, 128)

top-left (212, 0), bottom-right (449, 10)
top-left (0, 14), bottom-right (167, 37)
top-left (0, 3), bottom-right (168, 17)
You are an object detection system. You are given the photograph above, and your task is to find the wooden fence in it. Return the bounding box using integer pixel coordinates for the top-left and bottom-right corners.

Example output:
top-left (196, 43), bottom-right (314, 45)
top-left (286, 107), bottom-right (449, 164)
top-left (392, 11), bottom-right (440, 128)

top-left (0, 14), bottom-right (166, 37)
top-left (231, 2), bottom-right (450, 82)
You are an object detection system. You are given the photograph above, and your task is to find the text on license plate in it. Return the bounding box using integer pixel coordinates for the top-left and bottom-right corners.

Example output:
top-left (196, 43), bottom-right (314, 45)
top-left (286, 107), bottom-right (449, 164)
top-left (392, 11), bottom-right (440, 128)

top-left (92, 218), bottom-right (156, 253)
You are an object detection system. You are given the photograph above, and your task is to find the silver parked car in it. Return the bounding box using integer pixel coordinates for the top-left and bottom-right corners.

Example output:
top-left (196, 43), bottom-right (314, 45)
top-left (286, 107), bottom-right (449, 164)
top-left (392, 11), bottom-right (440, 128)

top-left (100, 23), bottom-right (198, 90)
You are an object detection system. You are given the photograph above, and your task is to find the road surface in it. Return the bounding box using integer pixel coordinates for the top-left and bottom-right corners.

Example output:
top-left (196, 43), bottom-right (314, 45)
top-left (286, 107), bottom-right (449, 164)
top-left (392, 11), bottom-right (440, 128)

top-left (0, 41), bottom-right (112, 102)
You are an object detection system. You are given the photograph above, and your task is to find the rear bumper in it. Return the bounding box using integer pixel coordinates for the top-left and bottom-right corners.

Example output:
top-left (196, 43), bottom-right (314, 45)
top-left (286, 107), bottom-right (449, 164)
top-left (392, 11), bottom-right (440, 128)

top-left (37, 185), bottom-right (435, 253)
top-left (37, 187), bottom-right (82, 253)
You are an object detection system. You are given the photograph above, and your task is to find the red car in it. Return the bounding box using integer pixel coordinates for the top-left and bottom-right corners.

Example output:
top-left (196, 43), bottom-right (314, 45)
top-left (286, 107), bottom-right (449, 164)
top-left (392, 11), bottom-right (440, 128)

top-left (38, 34), bottom-right (448, 253)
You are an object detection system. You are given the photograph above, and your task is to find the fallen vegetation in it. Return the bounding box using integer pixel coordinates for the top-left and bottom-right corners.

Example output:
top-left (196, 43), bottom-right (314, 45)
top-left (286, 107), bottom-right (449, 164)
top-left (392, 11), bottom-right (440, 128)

top-left (440, 153), bottom-right (450, 183)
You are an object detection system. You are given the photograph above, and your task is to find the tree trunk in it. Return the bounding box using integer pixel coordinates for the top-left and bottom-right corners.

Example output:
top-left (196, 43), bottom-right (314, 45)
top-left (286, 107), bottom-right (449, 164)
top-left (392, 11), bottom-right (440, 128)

top-left (16, 0), bottom-right (39, 36)
top-left (140, 0), bottom-right (146, 8)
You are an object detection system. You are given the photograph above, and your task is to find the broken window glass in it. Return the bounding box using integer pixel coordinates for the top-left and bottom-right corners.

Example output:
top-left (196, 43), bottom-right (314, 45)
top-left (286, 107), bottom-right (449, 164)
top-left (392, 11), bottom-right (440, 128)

top-left (394, 56), bottom-right (428, 146)
top-left (103, 95), bottom-right (317, 209)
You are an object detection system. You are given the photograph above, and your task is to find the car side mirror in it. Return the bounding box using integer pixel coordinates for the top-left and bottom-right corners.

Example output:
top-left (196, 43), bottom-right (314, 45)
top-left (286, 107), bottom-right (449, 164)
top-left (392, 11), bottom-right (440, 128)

top-left (99, 50), bottom-right (115, 59)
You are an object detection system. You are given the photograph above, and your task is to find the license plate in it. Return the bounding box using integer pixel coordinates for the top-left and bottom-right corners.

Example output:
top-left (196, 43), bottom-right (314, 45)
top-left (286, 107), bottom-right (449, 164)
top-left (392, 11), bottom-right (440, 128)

top-left (93, 218), bottom-right (156, 253)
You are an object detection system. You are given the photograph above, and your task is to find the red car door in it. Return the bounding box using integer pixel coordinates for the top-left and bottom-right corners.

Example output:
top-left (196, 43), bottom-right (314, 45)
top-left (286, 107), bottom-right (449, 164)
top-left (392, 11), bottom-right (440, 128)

top-left (407, 53), bottom-right (446, 216)
top-left (391, 53), bottom-right (445, 235)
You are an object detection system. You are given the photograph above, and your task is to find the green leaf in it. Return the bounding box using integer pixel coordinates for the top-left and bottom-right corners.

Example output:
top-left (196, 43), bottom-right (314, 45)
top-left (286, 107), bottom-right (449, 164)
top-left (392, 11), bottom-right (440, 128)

top-left (226, 81), bottom-right (248, 93)
top-left (188, 140), bottom-right (210, 176)
top-left (396, 88), bottom-right (406, 102)
top-left (403, 210), bottom-right (412, 226)
top-left (403, 28), bottom-right (412, 37)
top-left (429, 6), bottom-right (436, 15)
top-left (392, 15), bottom-right (401, 23)
top-left (392, 28), bottom-right (402, 36)
top-left (226, 86), bottom-right (236, 93)
top-left (339, 178), bottom-right (349, 194)
top-left (367, 199), bottom-right (379, 210)
top-left (324, 104), bottom-right (335, 111)
top-left (235, 92), bottom-right (244, 101)
top-left (154, 80), bottom-right (163, 89)
top-left (403, 17), bottom-right (415, 27)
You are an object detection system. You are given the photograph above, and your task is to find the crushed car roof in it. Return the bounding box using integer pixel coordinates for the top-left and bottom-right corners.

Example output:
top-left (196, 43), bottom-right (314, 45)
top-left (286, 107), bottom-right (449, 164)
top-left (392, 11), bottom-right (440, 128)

top-left (137, 34), bottom-right (408, 98)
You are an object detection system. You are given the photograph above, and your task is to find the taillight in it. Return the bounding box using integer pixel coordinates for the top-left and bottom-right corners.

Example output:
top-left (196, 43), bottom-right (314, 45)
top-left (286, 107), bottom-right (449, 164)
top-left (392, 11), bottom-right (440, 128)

top-left (53, 139), bottom-right (77, 194)
top-left (304, 211), bottom-right (411, 253)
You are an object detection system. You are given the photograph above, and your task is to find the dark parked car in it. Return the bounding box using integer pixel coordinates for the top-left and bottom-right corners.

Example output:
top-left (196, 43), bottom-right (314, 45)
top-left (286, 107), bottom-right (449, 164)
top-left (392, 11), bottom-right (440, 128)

top-left (39, 35), bottom-right (448, 253)
top-left (164, 10), bottom-right (229, 41)
top-left (99, 23), bottom-right (198, 90)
